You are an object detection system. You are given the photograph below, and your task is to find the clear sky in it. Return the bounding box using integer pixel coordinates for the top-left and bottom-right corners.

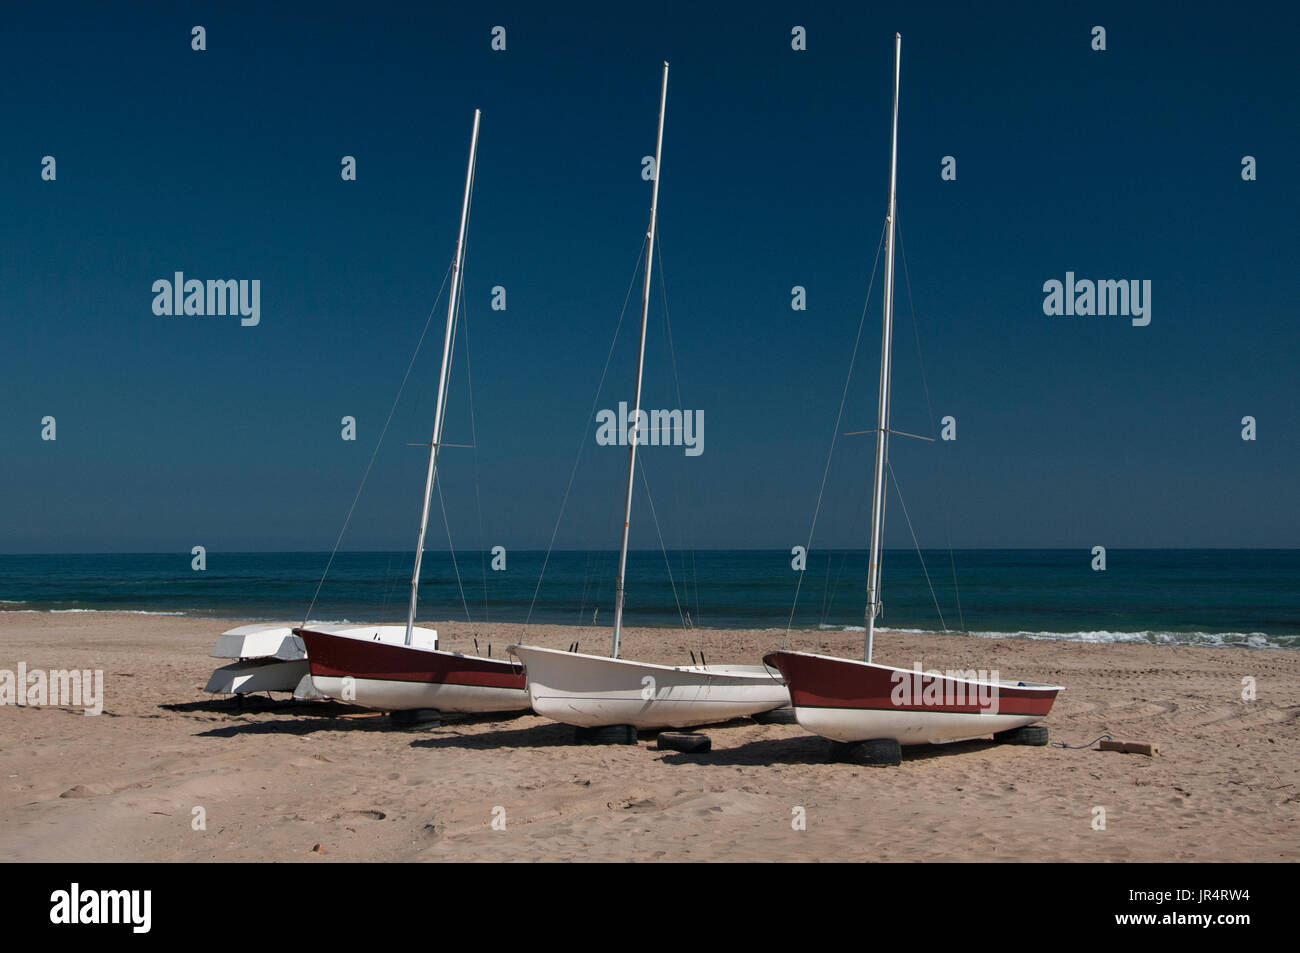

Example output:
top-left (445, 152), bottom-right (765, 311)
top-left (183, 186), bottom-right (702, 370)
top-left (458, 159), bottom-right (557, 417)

top-left (2, 1), bottom-right (1297, 554)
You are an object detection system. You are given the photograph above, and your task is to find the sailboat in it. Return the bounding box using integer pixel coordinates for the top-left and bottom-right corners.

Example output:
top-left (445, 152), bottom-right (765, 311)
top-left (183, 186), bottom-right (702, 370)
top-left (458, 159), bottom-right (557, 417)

top-left (294, 110), bottom-right (528, 715)
top-left (508, 64), bottom-right (790, 733)
top-left (764, 35), bottom-right (1062, 759)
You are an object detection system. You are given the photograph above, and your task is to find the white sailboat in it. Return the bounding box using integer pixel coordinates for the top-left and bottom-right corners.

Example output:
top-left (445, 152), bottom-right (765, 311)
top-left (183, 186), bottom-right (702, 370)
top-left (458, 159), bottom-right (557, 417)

top-left (509, 64), bottom-right (790, 733)
top-left (764, 35), bottom-right (1062, 760)
top-left (295, 110), bottom-right (528, 715)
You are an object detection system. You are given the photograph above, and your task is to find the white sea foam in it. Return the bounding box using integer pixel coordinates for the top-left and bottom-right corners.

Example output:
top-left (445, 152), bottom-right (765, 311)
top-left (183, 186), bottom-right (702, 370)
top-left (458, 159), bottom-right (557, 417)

top-left (46, 609), bottom-right (187, 616)
top-left (965, 629), bottom-right (1285, 649)
top-left (816, 624), bottom-right (1291, 649)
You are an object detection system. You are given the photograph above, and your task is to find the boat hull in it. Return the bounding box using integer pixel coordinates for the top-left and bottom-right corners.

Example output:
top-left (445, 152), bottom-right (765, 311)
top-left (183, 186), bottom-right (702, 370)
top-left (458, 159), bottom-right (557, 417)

top-left (206, 624), bottom-right (311, 694)
top-left (205, 658), bottom-right (309, 694)
top-left (763, 650), bottom-right (1061, 745)
top-left (509, 644), bottom-right (789, 729)
top-left (210, 624), bottom-right (305, 661)
top-left (297, 626), bottom-right (529, 714)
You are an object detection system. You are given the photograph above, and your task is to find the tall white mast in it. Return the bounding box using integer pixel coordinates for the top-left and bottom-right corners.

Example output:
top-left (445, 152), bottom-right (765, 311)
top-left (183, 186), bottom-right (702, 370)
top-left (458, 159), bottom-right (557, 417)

top-left (611, 62), bottom-right (669, 659)
top-left (865, 35), bottom-right (901, 663)
top-left (405, 109), bottom-right (481, 646)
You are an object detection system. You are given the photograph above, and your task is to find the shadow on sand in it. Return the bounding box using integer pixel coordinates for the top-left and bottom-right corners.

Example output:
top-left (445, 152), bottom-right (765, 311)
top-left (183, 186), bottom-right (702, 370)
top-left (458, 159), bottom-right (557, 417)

top-left (163, 696), bottom-right (359, 717)
top-left (410, 720), bottom-right (601, 750)
top-left (408, 716), bottom-right (773, 751)
top-left (658, 734), bottom-right (999, 767)
top-left (174, 698), bottom-right (533, 739)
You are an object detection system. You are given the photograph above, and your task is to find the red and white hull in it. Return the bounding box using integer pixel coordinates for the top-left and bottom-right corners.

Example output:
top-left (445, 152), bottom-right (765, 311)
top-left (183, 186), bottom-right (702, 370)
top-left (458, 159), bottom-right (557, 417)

top-left (297, 625), bottom-right (529, 714)
top-left (763, 650), bottom-right (1061, 745)
top-left (509, 644), bottom-right (789, 730)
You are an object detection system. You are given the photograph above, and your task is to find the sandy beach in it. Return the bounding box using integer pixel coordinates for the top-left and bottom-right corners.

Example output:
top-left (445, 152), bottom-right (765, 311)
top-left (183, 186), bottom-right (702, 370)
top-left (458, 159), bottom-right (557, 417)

top-left (1, 610), bottom-right (1296, 862)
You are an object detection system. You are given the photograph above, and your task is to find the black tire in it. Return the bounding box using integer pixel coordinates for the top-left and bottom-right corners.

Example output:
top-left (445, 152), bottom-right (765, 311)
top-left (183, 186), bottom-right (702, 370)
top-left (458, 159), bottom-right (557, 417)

top-left (828, 737), bottom-right (902, 766)
top-left (993, 725), bottom-right (1049, 746)
top-left (389, 708), bottom-right (442, 728)
top-left (656, 731), bottom-right (712, 753)
top-left (752, 707), bottom-right (798, 725)
top-left (574, 724), bottom-right (638, 745)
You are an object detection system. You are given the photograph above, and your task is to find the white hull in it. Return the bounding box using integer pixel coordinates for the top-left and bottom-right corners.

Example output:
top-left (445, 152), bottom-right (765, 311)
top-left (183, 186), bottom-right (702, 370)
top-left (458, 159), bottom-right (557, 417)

top-left (793, 706), bottom-right (1047, 745)
top-left (309, 674), bottom-right (529, 714)
top-left (210, 624), bottom-right (306, 660)
top-left (292, 672), bottom-right (327, 701)
top-left (764, 651), bottom-right (1062, 746)
top-left (509, 644), bottom-right (789, 729)
top-left (294, 623), bottom-right (440, 651)
top-left (205, 658), bottom-right (310, 694)
top-left (298, 625), bottom-right (529, 714)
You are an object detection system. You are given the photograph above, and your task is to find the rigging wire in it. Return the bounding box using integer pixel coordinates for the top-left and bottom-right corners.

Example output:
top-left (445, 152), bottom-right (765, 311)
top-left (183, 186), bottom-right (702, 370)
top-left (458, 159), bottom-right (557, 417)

top-left (525, 239), bottom-right (648, 624)
top-left (303, 261), bottom-right (455, 626)
top-left (652, 226), bottom-right (702, 627)
top-left (426, 254), bottom-right (477, 628)
top-left (783, 220), bottom-right (889, 646)
top-left (588, 550), bottom-right (607, 625)
top-left (380, 551), bottom-right (399, 620)
top-left (887, 459), bottom-right (947, 631)
top-left (636, 451), bottom-right (689, 630)
top-left (576, 551), bottom-right (594, 625)
top-left (457, 252), bottom-right (491, 624)
top-left (819, 550), bottom-right (833, 622)
top-left (407, 140), bottom-right (479, 631)
top-left (896, 212), bottom-right (966, 633)
top-left (434, 473), bottom-right (472, 623)
top-left (819, 549), bottom-right (849, 629)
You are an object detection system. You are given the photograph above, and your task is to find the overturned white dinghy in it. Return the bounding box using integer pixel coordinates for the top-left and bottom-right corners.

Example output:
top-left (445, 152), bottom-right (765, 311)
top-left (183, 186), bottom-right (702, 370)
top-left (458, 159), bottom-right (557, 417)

top-left (205, 657), bottom-right (311, 695)
top-left (211, 624), bottom-right (305, 662)
top-left (205, 623), bottom-right (310, 696)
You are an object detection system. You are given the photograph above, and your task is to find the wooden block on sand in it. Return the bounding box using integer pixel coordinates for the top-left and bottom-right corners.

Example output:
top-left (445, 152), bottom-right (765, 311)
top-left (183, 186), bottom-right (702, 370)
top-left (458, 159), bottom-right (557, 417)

top-left (1099, 740), bottom-right (1159, 756)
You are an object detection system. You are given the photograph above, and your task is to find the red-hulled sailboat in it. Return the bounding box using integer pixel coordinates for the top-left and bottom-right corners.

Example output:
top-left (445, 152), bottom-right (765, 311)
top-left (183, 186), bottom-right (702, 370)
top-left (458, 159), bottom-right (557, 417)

top-left (765, 35), bottom-right (1061, 759)
top-left (295, 110), bottom-right (527, 715)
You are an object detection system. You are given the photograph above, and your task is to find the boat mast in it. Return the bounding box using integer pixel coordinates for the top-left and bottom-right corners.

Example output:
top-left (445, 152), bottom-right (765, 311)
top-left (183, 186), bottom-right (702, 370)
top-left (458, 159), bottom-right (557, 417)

top-left (611, 62), bottom-right (669, 659)
top-left (865, 35), bottom-right (900, 663)
top-left (405, 109), bottom-right (481, 646)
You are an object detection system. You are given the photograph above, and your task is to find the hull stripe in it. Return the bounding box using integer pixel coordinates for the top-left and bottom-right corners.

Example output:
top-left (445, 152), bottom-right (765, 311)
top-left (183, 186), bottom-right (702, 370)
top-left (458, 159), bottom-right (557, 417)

top-left (299, 629), bottom-right (525, 690)
top-left (766, 651), bottom-right (1059, 718)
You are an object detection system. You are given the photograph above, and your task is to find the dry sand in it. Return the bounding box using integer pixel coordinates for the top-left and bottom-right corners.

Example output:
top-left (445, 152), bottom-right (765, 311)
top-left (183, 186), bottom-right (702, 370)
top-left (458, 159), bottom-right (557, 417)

top-left (1, 611), bottom-right (1296, 862)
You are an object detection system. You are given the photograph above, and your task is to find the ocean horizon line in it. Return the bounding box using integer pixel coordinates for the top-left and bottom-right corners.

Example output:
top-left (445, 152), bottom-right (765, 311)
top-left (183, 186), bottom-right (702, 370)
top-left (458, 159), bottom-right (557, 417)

top-left (2, 546), bottom-right (1298, 557)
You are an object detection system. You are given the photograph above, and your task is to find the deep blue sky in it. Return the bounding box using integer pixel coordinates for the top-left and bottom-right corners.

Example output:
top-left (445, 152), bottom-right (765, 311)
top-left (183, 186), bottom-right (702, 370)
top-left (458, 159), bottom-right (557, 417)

top-left (2, 1), bottom-right (1297, 554)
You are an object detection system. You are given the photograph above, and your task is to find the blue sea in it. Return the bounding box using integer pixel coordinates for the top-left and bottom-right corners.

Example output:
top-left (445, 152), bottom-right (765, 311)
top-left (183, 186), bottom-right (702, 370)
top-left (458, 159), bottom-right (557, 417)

top-left (0, 549), bottom-right (1295, 649)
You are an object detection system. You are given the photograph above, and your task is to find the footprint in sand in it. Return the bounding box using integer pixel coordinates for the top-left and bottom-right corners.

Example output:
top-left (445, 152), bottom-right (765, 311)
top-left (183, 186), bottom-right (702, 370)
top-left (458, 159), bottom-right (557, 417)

top-left (59, 784), bottom-right (111, 799)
